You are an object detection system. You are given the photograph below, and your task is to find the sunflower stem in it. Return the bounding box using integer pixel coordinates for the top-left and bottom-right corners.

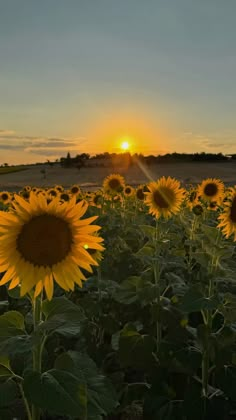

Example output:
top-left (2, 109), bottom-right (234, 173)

top-left (201, 233), bottom-right (219, 399)
top-left (32, 295), bottom-right (43, 420)
top-left (154, 218), bottom-right (161, 353)
top-left (18, 382), bottom-right (33, 420)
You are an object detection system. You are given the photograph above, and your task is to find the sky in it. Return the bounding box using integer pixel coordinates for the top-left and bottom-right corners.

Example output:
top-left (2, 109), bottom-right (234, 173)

top-left (0, 0), bottom-right (236, 164)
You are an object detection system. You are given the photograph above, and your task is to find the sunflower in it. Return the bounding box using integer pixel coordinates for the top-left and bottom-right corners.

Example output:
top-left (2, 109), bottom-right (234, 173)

top-left (20, 190), bottom-right (31, 200)
top-left (136, 186), bottom-right (145, 201)
top-left (208, 201), bottom-right (218, 211)
top-left (47, 188), bottom-right (58, 198)
top-left (70, 184), bottom-right (81, 195)
top-left (23, 186), bottom-right (31, 192)
top-left (218, 189), bottom-right (236, 240)
top-left (124, 185), bottom-right (134, 197)
top-left (103, 173), bottom-right (125, 194)
top-left (192, 204), bottom-right (204, 216)
top-left (145, 177), bottom-right (185, 219)
top-left (60, 192), bottom-right (71, 202)
top-left (88, 192), bottom-right (102, 208)
top-left (55, 185), bottom-right (64, 193)
top-left (0, 193), bottom-right (104, 300)
top-left (198, 178), bottom-right (224, 203)
top-left (0, 191), bottom-right (11, 205)
top-left (186, 188), bottom-right (200, 209)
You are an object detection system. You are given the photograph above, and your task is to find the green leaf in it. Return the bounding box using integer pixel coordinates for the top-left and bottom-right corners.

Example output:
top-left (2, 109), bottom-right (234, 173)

top-left (0, 335), bottom-right (32, 356)
top-left (139, 225), bottom-right (157, 238)
top-left (202, 225), bottom-right (220, 243)
top-left (54, 351), bottom-right (118, 418)
top-left (0, 379), bottom-right (24, 420)
top-left (216, 326), bottom-right (236, 349)
top-left (40, 297), bottom-right (85, 336)
top-left (114, 276), bottom-right (156, 306)
top-left (42, 296), bottom-right (83, 319)
top-left (113, 276), bottom-right (141, 304)
top-left (0, 310), bottom-right (25, 332)
top-left (7, 286), bottom-right (21, 299)
top-left (118, 325), bottom-right (155, 369)
top-left (180, 287), bottom-right (219, 313)
top-left (0, 379), bottom-right (18, 407)
top-left (0, 311), bottom-right (26, 351)
top-left (0, 301), bottom-right (9, 315)
top-left (183, 380), bottom-right (205, 420)
top-left (136, 245), bottom-right (154, 258)
top-left (216, 366), bottom-right (236, 400)
top-left (24, 369), bottom-right (87, 418)
top-left (220, 293), bottom-right (236, 322)
top-left (0, 356), bottom-right (13, 378)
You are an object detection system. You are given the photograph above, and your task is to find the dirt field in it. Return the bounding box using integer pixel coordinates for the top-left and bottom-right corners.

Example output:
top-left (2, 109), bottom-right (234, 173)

top-left (0, 161), bottom-right (236, 191)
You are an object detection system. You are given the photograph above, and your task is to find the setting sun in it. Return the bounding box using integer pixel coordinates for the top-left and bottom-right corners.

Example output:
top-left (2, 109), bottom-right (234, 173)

top-left (120, 141), bottom-right (130, 151)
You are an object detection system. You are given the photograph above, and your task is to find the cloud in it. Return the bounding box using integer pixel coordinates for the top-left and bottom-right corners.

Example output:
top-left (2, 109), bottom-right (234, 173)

top-left (0, 130), bottom-right (87, 157)
top-left (196, 137), bottom-right (235, 150)
top-left (176, 131), bottom-right (236, 152)
top-left (0, 130), bottom-right (15, 136)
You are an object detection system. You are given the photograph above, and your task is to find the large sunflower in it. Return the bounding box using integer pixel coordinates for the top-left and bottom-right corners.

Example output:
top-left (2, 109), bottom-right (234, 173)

top-left (198, 178), bottom-right (224, 203)
top-left (145, 176), bottom-right (185, 219)
top-left (218, 189), bottom-right (236, 240)
top-left (103, 173), bottom-right (125, 194)
top-left (0, 193), bottom-right (104, 300)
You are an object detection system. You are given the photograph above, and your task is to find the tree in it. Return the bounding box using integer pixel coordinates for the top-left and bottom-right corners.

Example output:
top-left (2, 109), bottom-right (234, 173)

top-left (63, 152), bottom-right (72, 168)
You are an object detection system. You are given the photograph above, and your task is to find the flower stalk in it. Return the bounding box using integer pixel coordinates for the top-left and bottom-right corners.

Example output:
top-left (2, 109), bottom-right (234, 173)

top-left (32, 295), bottom-right (43, 420)
top-left (201, 233), bottom-right (219, 398)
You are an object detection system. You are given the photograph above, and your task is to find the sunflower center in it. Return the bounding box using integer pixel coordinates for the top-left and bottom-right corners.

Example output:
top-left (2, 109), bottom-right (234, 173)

top-left (125, 187), bottom-right (131, 194)
top-left (230, 197), bottom-right (236, 223)
top-left (153, 188), bottom-right (175, 209)
top-left (61, 193), bottom-right (70, 201)
top-left (17, 214), bottom-right (72, 267)
top-left (49, 190), bottom-right (57, 196)
top-left (71, 186), bottom-right (79, 194)
top-left (108, 178), bottom-right (121, 190)
top-left (204, 183), bottom-right (218, 197)
top-left (22, 191), bottom-right (30, 199)
top-left (1, 193), bottom-right (9, 201)
top-left (136, 189), bottom-right (144, 200)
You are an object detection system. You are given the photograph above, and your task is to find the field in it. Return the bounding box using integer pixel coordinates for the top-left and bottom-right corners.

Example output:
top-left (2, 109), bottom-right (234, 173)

top-left (0, 174), bottom-right (236, 419)
top-left (0, 161), bottom-right (236, 191)
top-left (0, 165), bottom-right (28, 175)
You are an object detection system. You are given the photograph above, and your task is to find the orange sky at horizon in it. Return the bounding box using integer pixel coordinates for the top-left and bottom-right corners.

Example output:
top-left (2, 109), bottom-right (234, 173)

top-left (85, 112), bottom-right (170, 157)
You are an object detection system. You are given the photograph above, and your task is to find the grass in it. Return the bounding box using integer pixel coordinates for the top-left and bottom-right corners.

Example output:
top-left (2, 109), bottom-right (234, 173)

top-left (0, 166), bottom-right (29, 175)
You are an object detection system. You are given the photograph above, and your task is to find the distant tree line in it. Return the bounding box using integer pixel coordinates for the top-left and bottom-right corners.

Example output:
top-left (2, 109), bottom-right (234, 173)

top-left (60, 153), bottom-right (90, 170)
top-left (57, 151), bottom-right (232, 168)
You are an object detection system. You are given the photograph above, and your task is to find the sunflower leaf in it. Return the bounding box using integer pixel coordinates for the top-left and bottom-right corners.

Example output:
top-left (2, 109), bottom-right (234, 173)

top-left (40, 296), bottom-right (85, 336)
top-left (118, 324), bottom-right (156, 369)
top-left (0, 356), bottom-right (13, 378)
top-left (180, 287), bottom-right (219, 313)
top-left (23, 369), bottom-right (87, 418)
top-left (0, 311), bottom-right (26, 343)
top-left (54, 351), bottom-right (118, 418)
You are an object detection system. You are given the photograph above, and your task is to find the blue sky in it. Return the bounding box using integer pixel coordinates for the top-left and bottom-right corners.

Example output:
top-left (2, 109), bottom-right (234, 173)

top-left (0, 0), bottom-right (236, 164)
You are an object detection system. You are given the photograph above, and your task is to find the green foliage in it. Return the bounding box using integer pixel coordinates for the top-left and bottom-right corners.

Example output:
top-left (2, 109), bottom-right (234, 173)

top-left (1, 185), bottom-right (236, 418)
top-left (41, 296), bottom-right (85, 336)
top-left (24, 369), bottom-right (87, 418)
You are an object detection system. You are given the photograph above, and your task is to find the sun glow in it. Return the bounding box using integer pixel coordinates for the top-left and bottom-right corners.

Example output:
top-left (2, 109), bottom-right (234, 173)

top-left (120, 140), bottom-right (130, 151)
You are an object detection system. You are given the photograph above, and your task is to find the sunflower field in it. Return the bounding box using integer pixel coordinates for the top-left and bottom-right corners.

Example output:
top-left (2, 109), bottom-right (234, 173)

top-left (0, 175), bottom-right (236, 419)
